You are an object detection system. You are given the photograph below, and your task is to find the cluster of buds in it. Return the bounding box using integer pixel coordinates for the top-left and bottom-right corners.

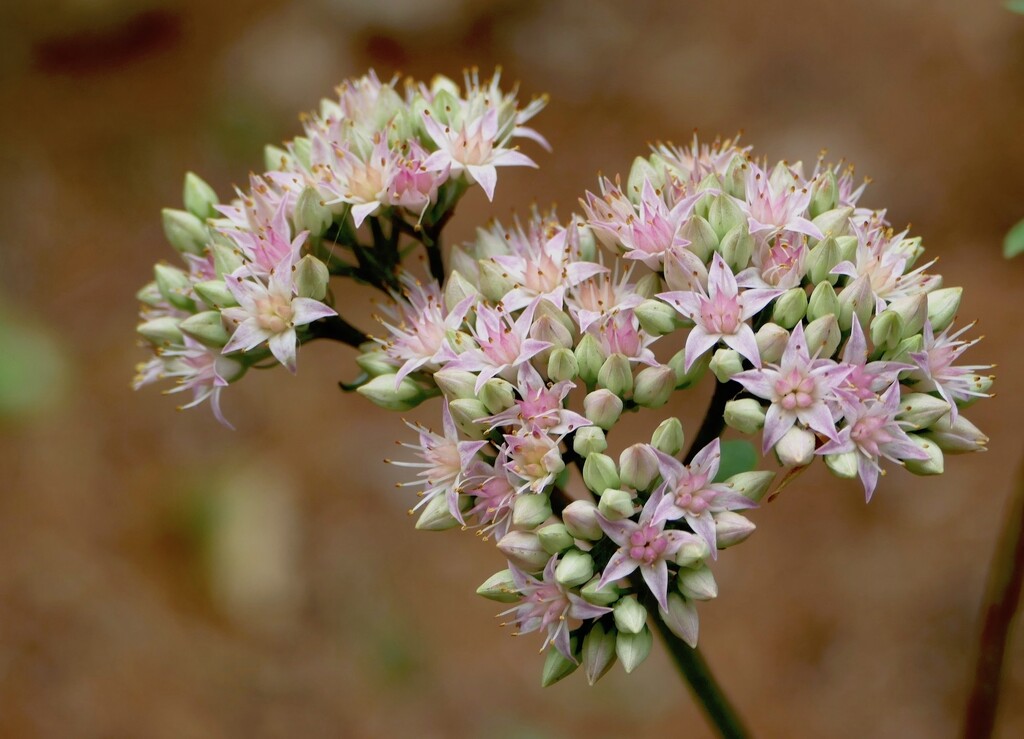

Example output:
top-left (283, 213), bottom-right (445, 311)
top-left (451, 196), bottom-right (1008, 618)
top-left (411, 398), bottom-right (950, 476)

top-left (133, 70), bottom-right (547, 424)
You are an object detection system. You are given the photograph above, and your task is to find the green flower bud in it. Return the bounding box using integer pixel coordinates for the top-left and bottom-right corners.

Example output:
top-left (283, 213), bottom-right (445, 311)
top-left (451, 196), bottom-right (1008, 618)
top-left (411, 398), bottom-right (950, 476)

top-left (708, 194), bottom-right (746, 240)
top-left (881, 334), bottom-right (924, 364)
top-left (660, 593), bottom-right (699, 647)
top-left (724, 398), bottom-right (766, 434)
top-left (210, 242), bottom-right (244, 278)
top-left (886, 294), bottom-right (927, 338)
top-left (775, 426), bottom-right (816, 467)
top-left (541, 640), bottom-right (579, 687)
top-left (584, 389), bottom-right (623, 430)
top-left (824, 451), bottom-right (859, 479)
top-left (927, 287), bottom-right (962, 333)
top-left (574, 333), bottom-right (607, 386)
top-left (619, 443), bottom-right (660, 491)
top-left (634, 272), bottom-right (663, 299)
top-left (414, 493), bottom-right (465, 531)
top-left (613, 595), bottom-right (648, 635)
top-left (496, 531), bottom-right (550, 572)
top-left (432, 369), bottom-right (478, 400)
top-left (476, 569), bottom-right (520, 603)
top-left (555, 549), bottom-right (595, 588)
top-left (668, 348), bottom-right (710, 388)
top-left (162, 208), bottom-right (209, 256)
top-left (154, 263), bottom-right (196, 312)
top-left (720, 224), bottom-right (755, 272)
top-left (635, 299), bottom-right (679, 336)
top-left (443, 270), bottom-right (479, 312)
top-left (616, 626), bottom-right (653, 674)
top-left (577, 223), bottom-right (598, 262)
top-left (810, 206), bottom-right (854, 243)
top-left (479, 378), bottom-right (516, 414)
top-left (772, 287), bottom-right (808, 329)
top-left (725, 470), bottom-right (776, 503)
top-left (715, 511), bottom-right (756, 548)
top-left (870, 310), bottom-right (904, 352)
top-left (291, 137), bottom-right (312, 170)
top-left (809, 170), bottom-right (838, 219)
top-left (582, 622), bottom-right (618, 686)
top-left (263, 144), bottom-right (292, 172)
top-left (572, 426), bottom-right (607, 458)
top-left (709, 348), bottom-right (744, 382)
top-left (354, 350), bottom-right (396, 378)
top-left (292, 255), bottom-right (330, 300)
top-left (477, 259), bottom-right (513, 302)
top-left (806, 281), bottom-right (840, 322)
top-left (512, 494), bottom-right (553, 530)
top-left (804, 314), bottom-right (842, 358)
top-left (677, 564), bottom-right (718, 601)
top-left (755, 322), bottom-right (790, 364)
top-left (837, 275), bottom-right (874, 332)
top-left (358, 374), bottom-right (432, 412)
top-left (562, 500), bottom-right (603, 541)
top-left (179, 311), bottom-right (230, 348)
top-left (806, 235), bottom-right (842, 285)
top-left (835, 235), bottom-right (859, 263)
top-left (723, 156), bottom-right (748, 199)
top-left (675, 536), bottom-right (711, 568)
top-left (294, 185), bottom-right (332, 238)
top-left (193, 279), bottom-right (237, 309)
top-left (627, 156), bottom-right (661, 202)
top-left (581, 576), bottom-right (620, 606)
top-left (598, 353), bottom-right (633, 397)
top-left (769, 160), bottom-right (799, 190)
top-left (583, 452), bottom-right (620, 495)
top-left (448, 398), bottom-right (490, 439)
top-left (137, 316), bottom-right (183, 346)
top-left (183, 172), bottom-right (219, 220)
top-left (651, 417), bottom-right (685, 456)
top-left (896, 393), bottom-right (951, 431)
top-left (922, 413), bottom-right (989, 454)
top-left (538, 523), bottom-right (574, 555)
top-left (598, 488), bottom-right (636, 520)
top-left (679, 216), bottom-right (719, 262)
top-left (903, 434), bottom-right (944, 475)
top-left (136, 281), bottom-right (164, 308)
top-left (961, 374), bottom-right (995, 404)
top-left (633, 364), bottom-right (676, 408)
top-left (547, 347), bottom-right (579, 383)
top-left (534, 299), bottom-right (578, 342)
top-left (895, 236), bottom-right (925, 268)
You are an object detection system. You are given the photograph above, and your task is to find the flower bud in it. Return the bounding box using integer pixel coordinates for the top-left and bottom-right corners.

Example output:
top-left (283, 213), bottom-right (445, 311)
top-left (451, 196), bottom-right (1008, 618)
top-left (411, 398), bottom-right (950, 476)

top-left (538, 523), bottom-right (575, 555)
top-left (725, 470), bottom-right (775, 503)
top-left (496, 531), bottom-right (550, 572)
top-left (634, 272), bottom-right (663, 299)
top-left (810, 206), bottom-right (853, 242)
top-left (179, 311), bottom-right (230, 348)
top-left (806, 281), bottom-right (840, 322)
top-left (709, 348), bottom-right (744, 382)
top-left (962, 374), bottom-right (995, 404)
top-left (443, 270), bottom-right (480, 312)
top-left (927, 287), bottom-right (962, 333)
top-left (895, 236), bottom-right (925, 268)
top-left (154, 263), bottom-right (196, 312)
top-left (897, 393), bottom-right (951, 431)
top-left (583, 622), bottom-right (618, 686)
top-left (708, 194), bottom-right (746, 240)
top-left (555, 549), bottom-right (595, 588)
top-left (772, 287), bottom-right (808, 329)
top-left (806, 235), bottom-right (842, 285)
top-left (635, 299), bottom-right (679, 336)
top-left (664, 247), bottom-right (708, 294)
top-left (291, 136), bottom-right (312, 169)
top-left (886, 294), bottom-right (927, 338)
top-left (448, 398), bottom-right (490, 439)
top-left (598, 353), bottom-right (633, 397)
top-left (882, 334), bottom-right (924, 364)
top-left (679, 215), bottom-right (719, 262)
top-left (651, 417), bottom-right (685, 456)
top-left (479, 378), bottom-right (516, 414)
top-left (182, 172), bottom-right (219, 220)
top-left (755, 322), bottom-right (790, 364)
top-left (677, 564), bottom-right (718, 601)
top-left (870, 310), bottom-right (904, 352)
top-left (668, 348), bottom-right (710, 388)
top-left (613, 595), bottom-right (648, 635)
top-left (724, 398), bottom-right (766, 434)
top-left (835, 235), bottom-right (859, 263)
top-left (541, 640), bottom-right (579, 687)
top-left (720, 224), bottom-right (755, 272)
top-left (414, 493), bottom-right (462, 531)
top-left (769, 160), bottom-right (799, 190)
top-left (512, 494), bottom-right (553, 530)
top-left (584, 389), bottom-right (623, 430)
top-left (292, 255), bottom-right (329, 300)
top-left (616, 626), bottom-right (653, 674)
top-left (574, 333), bottom-right (607, 386)
top-left (478, 259), bottom-right (514, 302)
top-left (358, 374), bottom-right (431, 412)
top-left (633, 365), bottom-right (676, 408)
top-left (572, 426), bottom-right (607, 458)
top-left (775, 426), bottom-right (816, 467)
top-left (432, 369), bottom-right (478, 400)
top-left (675, 536), bottom-right (711, 568)
top-left (581, 576), bottom-right (620, 606)
top-left (136, 281), bottom-right (164, 308)
top-left (583, 453), bottom-right (620, 495)
top-left (355, 351), bottom-right (397, 377)
top-left (715, 511), bottom-right (756, 548)
top-left (837, 275), bottom-right (874, 332)
top-left (922, 414), bottom-right (988, 453)
top-left (576, 223), bottom-right (598, 262)
top-left (723, 156), bottom-right (748, 199)
top-left (809, 170), bottom-right (838, 219)
top-left (598, 488), bottom-right (636, 520)
top-left (210, 242), bottom-right (243, 278)
top-left (531, 314), bottom-right (574, 356)
top-left (137, 316), bottom-right (183, 346)
top-left (476, 569), bottom-right (520, 603)
top-left (294, 185), bottom-right (332, 238)
top-left (824, 451), bottom-right (859, 479)
top-left (161, 208), bottom-right (209, 256)
top-left (903, 434), bottom-right (944, 475)
top-left (193, 279), bottom-right (237, 309)
top-left (546, 347), bottom-right (579, 383)
top-left (627, 157), bottom-right (661, 202)
top-left (660, 593), bottom-right (699, 647)
top-left (562, 500), bottom-right (603, 541)
top-left (804, 314), bottom-right (841, 358)
top-left (619, 444), bottom-right (660, 491)
top-left (263, 144), bottom-right (291, 171)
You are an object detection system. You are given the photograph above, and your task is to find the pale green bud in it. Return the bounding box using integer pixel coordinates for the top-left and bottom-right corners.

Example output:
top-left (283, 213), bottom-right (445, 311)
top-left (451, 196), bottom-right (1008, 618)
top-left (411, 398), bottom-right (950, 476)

top-left (183, 172), bottom-right (219, 220)
top-left (775, 426), bottom-right (816, 467)
top-left (179, 311), bottom-right (230, 348)
top-left (675, 536), bottom-right (711, 568)
top-left (619, 444), bottom-right (660, 491)
top-left (263, 144), bottom-right (292, 172)
top-left (772, 287), bottom-right (808, 329)
top-left (806, 235), bottom-right (842, 285)
top-left (210, 242), bottom-right (243, 278)
top-left (154, 263), bottom-right (196, 312)
top-left (162, 208), bottom-right (209, 256)
top-left (534, 299), bottom-right (578, 343)
top-left (448, 245), bottom-right (478, 280)
top-left (724, 398), bottom-right (766, 434)
top-left (584, 389), bottom-right (623, 430)
top-left (583, 453), bottom-right (620, 495)
top-left (572, 426), bottom-right (607, 458)
top-left (294, 186), bottom-right (332, 238)
top-left (633, 365), bottom-right (676, 408)
top-left (809, 170), bottom-right (838, 219)
top-left (512, 494), bottom-right (553, 530)
top-left (613, 595), bottom-right (648, 635)
top-left (577, 223), bottom-right (598, 262)
top-left (903, 434), bottom-right (944, 475)
top-left (432, 369), bottom-right (478, 400)
top-left (896, 393), bottom-right (951, 431)
top-left (962, 374), bottom-right (995, 403)
top-left (651, 417), bottom-right (685, 456)
top-left (679, 216), bottom-right (719, 262)
top-left (443, 270), bottom-right (479, 312)
top-left (496, 531), bottom-right (550, 572)
top-left (562, 500), bottom-right (602, 541)
top-left (895, 236), bottom-right (925, 268)
top-left (755, 322), bottom-right (790, 364)
top-left (804, 314), bottom-right (842, 358)
top-left (882, 334), bottom-right (924, 364)
top-left (581, 576), bottom-right (620, 606)
top-left (136, 281), bottom-right (164, 308)
top-left (598, 488), bottom-right (636, 520)
top-left (668, 348), bottom-right (710, 388)
top-left (660, 593), bottom-right (699, 647)
top-left (634, 272), bottom-right (663, 300)
top-left (358, 374), bottom-right (431, 412)
top-left (582, 622), bottom-right (618, 686)
top-left (547, 347), bottom-right (579, 383)
top-left (598, 353), bottom-right (633, 397)
top-left (354, 351), bottom-right (396, 378)
top-left (677, 564), bottom-right (718, 601)
top-left (708, 194), bottom-right (746, 240)
top-left (710, 348), bottom-right (744, 382)
top-left (769, 160), bottom-right (800, 190)
top-left (616, 626), bottom-right (653, 674)
top-left (725, 470), bottom-right (776, 503)
top-left (193, 279), bottom-right (237, 309)
top-left (810, 206), bottom-right (854, 243)
top-left (574, 333), bottom-right (607, 386)
top-left (475, 569), bottom-right (520, 603)
top-left (291, 137), bottom-right (312, 169)
top-left (825, 451), bottom-right (859, 479)
top-left (870, 310), bottom-right (904, 352)
top-left (448, 398), bottom-right (490, 439)
top-left (635, 299), bottom-right (679, 336)
top-left (137, 316), bottom-right (183, 346)
top-left (541, 640), bottom-right (579, 687)
top-left (293, 255), bottom-right (330, 300)
top-left (664, 249), bottom-right (708, 294)
top-left (715, 511), bottom-right (756, 548)
top-left (720, 224), bottom-right (755, 272)
top-left (627, 156), bottom-right (661, 202)
top-left (837, 275), bottom-right (874, 332)
top-left (478, 259), bottom-right (514, 302)
top-left (927, 287), bottom-right (962, 333)
top-left (538, 523), bottom-right (574, 555)
top-left (835, 235), bottom-right (859, 263)
top-left (922, 414), bottom-right (989, 454)
top-left (886, 294), bottom-right (927, 338)
top-left (414, 493), bottom-right (466, 531)
top-left (479, 378), bottom-right (516, 414)
top-left (723, 155), bottom-right (748, 199)
top-left (556, 549), bottom-right (595, 588)
top-left (807, 281), bottom-right (840, 322)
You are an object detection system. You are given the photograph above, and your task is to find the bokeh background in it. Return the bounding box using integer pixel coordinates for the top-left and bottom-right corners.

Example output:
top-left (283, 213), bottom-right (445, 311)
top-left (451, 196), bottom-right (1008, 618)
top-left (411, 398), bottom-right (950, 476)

top-left (2, 0), bottom-right (1023, 737)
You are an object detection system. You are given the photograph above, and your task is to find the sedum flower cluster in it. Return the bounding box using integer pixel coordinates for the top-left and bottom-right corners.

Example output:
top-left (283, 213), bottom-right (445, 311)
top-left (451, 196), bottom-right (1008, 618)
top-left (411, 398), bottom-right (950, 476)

top-left (134, 71), bottom-right (993, 687)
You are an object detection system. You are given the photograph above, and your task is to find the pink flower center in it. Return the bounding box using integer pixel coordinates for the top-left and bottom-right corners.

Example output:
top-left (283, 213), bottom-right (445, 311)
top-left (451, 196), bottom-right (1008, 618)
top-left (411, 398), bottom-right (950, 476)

top-left (628, 524), bottom-right (670, 565)
top-left (699, 292), bottom-right (742, 334)
top-left (454, 129), bottom-right (493, 166)
top-left (850, 415), bottom-right (895, 457)
top-left (255, 294), bottom-right (295, 334)
top-left (672, 473), bottom-right (714, 515)
top-left (523, 252), bottom-right (563, 294)
top-left (426, 439), bottom-right (462, 483)
top-left (774, 368), bottom-right (816, 411)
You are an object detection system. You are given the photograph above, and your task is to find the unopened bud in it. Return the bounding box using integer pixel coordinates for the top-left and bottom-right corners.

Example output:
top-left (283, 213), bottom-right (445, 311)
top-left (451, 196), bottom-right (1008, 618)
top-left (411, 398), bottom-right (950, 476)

top-left (660, 593), bottom-right (699, 647)
top-left (193, 279), bottom-right (237, 309)
top-left (598, 488), bottom-right (636, 520)
top-left (835, 235), bottom-right (859, 263)
top-left (478, 259), bottom-right (514, 302)
top-left (547, 347), bottom-right (579, 383)
top-left (512, 494), bottom-right (553, 530)
top-left (709, 348), bottom-right (744, 382)
top-left (807, 281), bottom-right (840, 322)
top-left (720, 224), bottom-right (755, 272)
top-left (496, 531), bottom-right (550, 572)
top-left (598, 353), bottom-right (633, 397)
top-left (635, 299), bottom-right (679, 336)
top-left (775, 426), bottom-right (816, 467)
top-left (555, 549), bottom-right (595, 588)
top-left (162, 208), bottom-right (208, 256)
top-left (886, 294), bottom-right (927, 338)
top-left (633, 364), bottom-right (676, 408)
top-left (613, 595), bottom-right (648, 635)
top-left (724, 398), bottom-right (766, 434)
top-left (723, 156), bottom-right (748, 199)
top-left (183, 172), bottom-right (219, 220)
top-left (415, 493), bottom-right (464, 531)
top-left (479, 378), bottom-right (516, 414)
top-left (882, 334), bottom-right (924, 364)
top-left (210, 242), bottom-right (243, 277)
top-left (432, 369), bottom-right (477, 400)
top-left (668, 348), bottom-right (710, 388)
top-left (897, 393), bottom-right (951, 431)
top-left (651, 417), bottom-right (685, 456)
top-left (725, 470), bottom-right (775, 503)
top-left (448, 398), bottom-right (490, 439)
top-left (584, 389), bottom-right (623, 430)
top-left (806, 235), bottom-right (842, 285)
top-left (583, 453), bottom-right (620, 495)
top-left (804, 314), bottom-right (842, 358)
top-left (619, 444), bottom-right (660, 491)
top-left (355, 351), bottom-right (397, 377)
top-left (927, 287), bottom-right (962, 333)
top-left (616, 626), bottom-right (653, 674)
top-left (870, 310), bottom-right (904, 352)
top-left (541, 640), bottom-right (579, 687)
top-left (530, 314), bottom-right (573, 356)
top-left (809, 170), bottom-right (838, 219)
top-left (294, 185), bottom-right (332, 238)
top-left (562, 500), bottom-right (602, 541)
top-left (895, 236), bottom-right (925, 268)
top-left (679, 216), bottom-right (719, 262)
top-left (358, 374), bottom-right (431, 411)
top-left (708, 194), bottom-right (746, 240)
top-left (824, 451), bottom-right (859, 479)
top-left (575, 333), bottom-right (607, 386)
top-left (922, 413), bottom-right (989, 453)
top-left (154, 263), bottom-right (196, 312)
top-left (755, 322), bottom-right (790, 364)
top-left (903, 434), bottom-right (944, 475)
top-left (137, 316), bottom-right (183, 346)
top-left (810, 206), bottom-right (853, 242)
top-left (443, 270), bottom-right (479, 311)
top-left (627, 157), bottom-right (661, 201)
top-left (677, 564), bottom-right (718, 601)
top-left (293, 255), bottom-right (330, 300)
top-left (582, 622), bottom-right (618, 686)
top-left (180, 311), bottom-right (230, 348)
top-left (572, 426), bottom-right (607, 458)
top-left (715, 511), bottom-right (756, 548)
top-left (837, 275), bottom-right (874, 332)
top-left (581, 576), bottom-right (620, 606)
top-left (675, 536), bottom-right (711, 568)
top-left (772, 287), bottom-right (808, 329)
top-left (538, 523), bottom-right (574, 555)
top-left (476, 569), bottom-right (519, 603)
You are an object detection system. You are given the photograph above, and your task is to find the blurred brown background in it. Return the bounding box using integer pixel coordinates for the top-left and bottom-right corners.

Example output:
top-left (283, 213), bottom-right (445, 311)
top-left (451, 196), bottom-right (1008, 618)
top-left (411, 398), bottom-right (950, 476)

top-left (1, 0), bottom-right (1023, 737)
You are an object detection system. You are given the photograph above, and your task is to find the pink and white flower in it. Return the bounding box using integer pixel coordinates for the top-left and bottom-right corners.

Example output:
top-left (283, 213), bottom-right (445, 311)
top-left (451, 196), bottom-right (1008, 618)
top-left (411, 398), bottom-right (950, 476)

top-left (162, 336), bottom-right (245, 429)
top-left (503, 429), bottom-right (566, 495)
top-left (444, 302), bottom-right (551, 392)
top-left (909, 320), bottom-right (992, 421)
top-left (483, 363), bottom-right (590, 437)
top-left (744, 164), bottom-right (823, 240)
top-left (836, 316), bottom-right (912, 402)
